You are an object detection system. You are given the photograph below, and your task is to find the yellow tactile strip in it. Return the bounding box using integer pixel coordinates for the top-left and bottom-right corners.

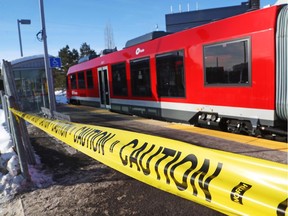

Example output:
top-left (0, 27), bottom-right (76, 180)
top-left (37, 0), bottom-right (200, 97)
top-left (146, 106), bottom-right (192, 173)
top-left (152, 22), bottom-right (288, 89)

top-left (167, 124), bottom-right (288, 152)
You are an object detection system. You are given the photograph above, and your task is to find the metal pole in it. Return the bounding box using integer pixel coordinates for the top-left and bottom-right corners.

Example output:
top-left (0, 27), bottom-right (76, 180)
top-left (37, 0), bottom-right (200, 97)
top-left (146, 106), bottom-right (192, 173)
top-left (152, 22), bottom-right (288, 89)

top-left (41, 78), bottom-right (47, 108)
top-left (7, 96), bottom-right (31, 182)
top-left (0, 91), bottom-right (11, 133)
top-left (17, 20), bottom-right (23, 57)
top-left (39, 0), bottom-right (56, 116)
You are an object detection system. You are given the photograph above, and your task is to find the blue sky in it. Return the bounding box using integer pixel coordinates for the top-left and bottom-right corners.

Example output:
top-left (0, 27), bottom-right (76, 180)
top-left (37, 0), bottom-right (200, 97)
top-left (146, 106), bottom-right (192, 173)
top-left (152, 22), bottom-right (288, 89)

top-left (0, 0), bottom-right (278, 61)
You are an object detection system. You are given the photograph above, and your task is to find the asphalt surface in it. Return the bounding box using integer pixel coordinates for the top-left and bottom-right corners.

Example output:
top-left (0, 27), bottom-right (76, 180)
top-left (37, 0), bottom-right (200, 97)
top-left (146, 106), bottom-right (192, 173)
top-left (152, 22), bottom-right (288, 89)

top-left (57, 104), bottom-right (287, 164)
top-left (1, 104), bottom-right (285, 216)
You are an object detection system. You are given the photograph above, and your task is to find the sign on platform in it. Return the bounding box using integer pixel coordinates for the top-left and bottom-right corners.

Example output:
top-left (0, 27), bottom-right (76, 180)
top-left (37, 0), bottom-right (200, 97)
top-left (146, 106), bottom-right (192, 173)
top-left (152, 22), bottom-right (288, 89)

top-left (49, 57), bottom-right (62, 68)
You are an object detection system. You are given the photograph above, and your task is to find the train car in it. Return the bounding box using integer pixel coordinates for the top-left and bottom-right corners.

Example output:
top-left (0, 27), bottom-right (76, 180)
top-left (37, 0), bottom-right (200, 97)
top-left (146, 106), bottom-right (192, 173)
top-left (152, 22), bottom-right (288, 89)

top-left (67, 4), bottom-right (287, 138)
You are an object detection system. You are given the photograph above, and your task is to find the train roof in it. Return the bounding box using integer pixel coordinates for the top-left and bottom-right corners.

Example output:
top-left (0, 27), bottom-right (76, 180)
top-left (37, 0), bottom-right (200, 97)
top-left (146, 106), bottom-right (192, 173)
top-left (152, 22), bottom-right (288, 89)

top-left (165, 1), bottom-right (258, 33)
top-left (125, 31), bottom-right (170, 48)
top-left (67, 4), bottom-right (282, 75)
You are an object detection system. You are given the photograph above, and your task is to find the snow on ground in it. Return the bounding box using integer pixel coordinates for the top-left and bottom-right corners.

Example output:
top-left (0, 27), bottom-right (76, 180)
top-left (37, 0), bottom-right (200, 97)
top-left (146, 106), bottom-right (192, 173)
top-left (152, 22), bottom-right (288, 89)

top-left (0, 108), bottom-right (23, 203)
top-left (55, 89), bottom-right (67, 104)
top-left (0, 90), bottom-right (66, 203)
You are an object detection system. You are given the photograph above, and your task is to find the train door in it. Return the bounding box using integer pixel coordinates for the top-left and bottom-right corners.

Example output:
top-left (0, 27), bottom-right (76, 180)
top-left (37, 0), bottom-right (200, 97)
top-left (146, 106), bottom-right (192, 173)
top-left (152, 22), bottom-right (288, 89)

top-left (97, 66), bottom-right (111, 109)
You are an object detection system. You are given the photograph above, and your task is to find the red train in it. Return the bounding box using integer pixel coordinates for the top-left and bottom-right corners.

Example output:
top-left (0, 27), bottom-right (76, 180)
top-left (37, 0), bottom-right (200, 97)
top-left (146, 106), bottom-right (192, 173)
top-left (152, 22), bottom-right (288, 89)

top-left (67, 4), bottom-right (287, 138)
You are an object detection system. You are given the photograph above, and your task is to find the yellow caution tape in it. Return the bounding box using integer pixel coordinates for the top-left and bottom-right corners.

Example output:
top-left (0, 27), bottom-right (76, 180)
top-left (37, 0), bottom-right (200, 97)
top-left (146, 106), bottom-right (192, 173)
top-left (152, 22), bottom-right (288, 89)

top-left (11, 108), bottom-right (288, 216)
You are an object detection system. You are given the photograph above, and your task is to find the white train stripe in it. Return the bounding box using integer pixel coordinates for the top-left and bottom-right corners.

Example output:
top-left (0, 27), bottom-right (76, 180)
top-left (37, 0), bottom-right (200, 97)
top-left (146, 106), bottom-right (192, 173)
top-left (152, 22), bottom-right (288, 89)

top-left (71, 96), bottom-right (100, 102)
top-left (111, 99), bottom-right (275, 121)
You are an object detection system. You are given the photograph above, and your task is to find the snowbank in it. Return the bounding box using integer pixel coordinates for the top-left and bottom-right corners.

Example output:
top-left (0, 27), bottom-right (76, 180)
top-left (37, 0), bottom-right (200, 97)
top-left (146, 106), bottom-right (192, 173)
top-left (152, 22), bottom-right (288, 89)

top-left (0, 89), bottom-right (66, 203)
top-left (55, 89), bottom-right (67, 104)
top-left (0, 108), bottom-right (23, 203)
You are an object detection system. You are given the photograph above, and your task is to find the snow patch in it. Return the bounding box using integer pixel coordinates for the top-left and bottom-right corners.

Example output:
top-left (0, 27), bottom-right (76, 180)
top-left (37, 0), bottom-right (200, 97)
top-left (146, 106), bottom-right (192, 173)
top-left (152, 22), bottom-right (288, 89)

top-left (55, 89), bottom-right (67, 104)
top-left (0, 90), bottom-right (64, 203)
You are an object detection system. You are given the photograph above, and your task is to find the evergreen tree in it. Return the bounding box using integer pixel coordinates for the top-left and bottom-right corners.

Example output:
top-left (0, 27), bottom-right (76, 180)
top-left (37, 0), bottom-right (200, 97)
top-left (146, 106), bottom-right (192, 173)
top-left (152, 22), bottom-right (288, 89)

top-left (71, 48), bottom-right (79, 63)
top-left (55, 43), bottom-right (96, 89)
top-left (79, 42), bottom-right (96, 58)
top-left (55, 45), bottom-right (79, 89)
top-left (58, 45), bottom-right (79, 73)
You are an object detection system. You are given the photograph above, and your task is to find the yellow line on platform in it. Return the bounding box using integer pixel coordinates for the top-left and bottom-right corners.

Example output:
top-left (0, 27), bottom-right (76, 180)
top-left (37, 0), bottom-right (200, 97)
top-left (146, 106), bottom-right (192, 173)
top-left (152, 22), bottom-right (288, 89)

top-left (66, 105), bottom-right (287, 152)
top-left (167, 124), bottom-right (288, 152)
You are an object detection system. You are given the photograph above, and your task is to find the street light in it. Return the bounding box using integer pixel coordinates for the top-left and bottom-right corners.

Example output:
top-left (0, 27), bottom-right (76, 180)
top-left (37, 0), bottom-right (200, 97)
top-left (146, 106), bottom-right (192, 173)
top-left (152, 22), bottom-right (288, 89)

top-left (39, 0), bottom-right (56, 114)
top-left (17, 19), bottom-right (31, 57)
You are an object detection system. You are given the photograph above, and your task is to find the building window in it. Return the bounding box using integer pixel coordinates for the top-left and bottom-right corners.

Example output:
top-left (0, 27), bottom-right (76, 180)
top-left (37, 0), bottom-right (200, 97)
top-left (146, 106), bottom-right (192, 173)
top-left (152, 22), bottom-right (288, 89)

top-left (130, 58), bottom-right (151, 97)
top-left (204, 38), bottom-right (250, 85)
top-left (71, 74), bottom-right (77, 89)
top-left (112, 62), bottom-right (128, 96)
top-left (156, 50), bottom-right (185, 97)
top-left (86, 70), bottom-right (94, 89)
top-left (78, 71), bottom-right (85, 89)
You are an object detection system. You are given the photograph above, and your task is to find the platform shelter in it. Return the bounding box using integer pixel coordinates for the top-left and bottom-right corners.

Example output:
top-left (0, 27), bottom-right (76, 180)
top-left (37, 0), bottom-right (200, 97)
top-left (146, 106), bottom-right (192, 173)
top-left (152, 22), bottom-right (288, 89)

top-left (11, 55), bottom-right (51, 112)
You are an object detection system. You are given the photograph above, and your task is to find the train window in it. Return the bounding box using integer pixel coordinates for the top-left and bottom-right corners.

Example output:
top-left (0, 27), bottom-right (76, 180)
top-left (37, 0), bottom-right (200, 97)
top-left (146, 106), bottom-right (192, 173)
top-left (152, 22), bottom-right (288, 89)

top-left (78, 71), bottom-right (85, 89)
top-left (130, 58), bottom-right (152, 97)
top-left (112, 63), bottom-right (128, 96)
top-left (71, 74), bottom-right (77, 89)
top-left (156, 50), bottom-right (185, 97)
top-left (204, 38), bottom-right (250, 86)
top-left (66, 76), bottom-right (69, 89)
top-left (86, 70), bottom-right (94, 89)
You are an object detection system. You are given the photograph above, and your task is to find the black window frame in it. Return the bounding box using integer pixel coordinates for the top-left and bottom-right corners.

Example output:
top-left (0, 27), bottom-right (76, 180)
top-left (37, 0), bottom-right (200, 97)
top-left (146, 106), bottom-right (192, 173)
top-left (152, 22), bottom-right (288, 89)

top-left (111, 62), bottom-right (128, 96)
top-left (70, 73), bottom-right (77, 89)
top-left (66, 75), bottom-right (69, 89)
top-left (203, 38), bottom-right (251, 87)
top-left (86, 70), bottom-right (94, 89)
top-left (156, 49), bottom-right (186, 98)
top-left (130, 57), bottom-right (152, 97)
top-left (78, 71), bottom-right (86, 89)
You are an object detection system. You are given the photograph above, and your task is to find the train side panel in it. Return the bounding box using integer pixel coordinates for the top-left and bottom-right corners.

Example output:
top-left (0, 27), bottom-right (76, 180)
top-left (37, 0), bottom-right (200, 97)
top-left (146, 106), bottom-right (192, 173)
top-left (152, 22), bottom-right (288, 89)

top-left (67, 68), bottom-right (100, 106)
top-left (66, 5), bottom-right (287, 135)
top-left (108, 6), bottom-right (279, 125)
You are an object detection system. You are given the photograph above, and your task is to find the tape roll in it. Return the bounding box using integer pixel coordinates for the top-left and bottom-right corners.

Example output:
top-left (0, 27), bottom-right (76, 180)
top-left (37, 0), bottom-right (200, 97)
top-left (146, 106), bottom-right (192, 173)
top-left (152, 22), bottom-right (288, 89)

top-left (11, 108), bottom-right (288, 216)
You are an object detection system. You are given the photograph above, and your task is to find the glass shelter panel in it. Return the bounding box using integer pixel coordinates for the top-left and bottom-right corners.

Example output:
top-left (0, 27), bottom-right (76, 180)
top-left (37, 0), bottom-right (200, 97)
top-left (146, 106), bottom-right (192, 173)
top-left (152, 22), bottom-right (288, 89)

top-left (13, 69), bottom-right (48, 112)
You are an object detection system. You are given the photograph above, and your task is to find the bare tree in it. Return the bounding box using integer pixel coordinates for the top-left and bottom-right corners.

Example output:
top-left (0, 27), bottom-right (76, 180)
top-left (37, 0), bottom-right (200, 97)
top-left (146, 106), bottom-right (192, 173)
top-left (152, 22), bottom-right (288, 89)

top-left (104, 22), bottom-right (115, 49)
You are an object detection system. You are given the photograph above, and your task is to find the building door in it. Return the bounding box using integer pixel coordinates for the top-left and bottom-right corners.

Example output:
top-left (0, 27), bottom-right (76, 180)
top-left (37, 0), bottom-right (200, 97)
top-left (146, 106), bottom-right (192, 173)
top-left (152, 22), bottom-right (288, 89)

top-left (97, 66), bottom-right (111, 108)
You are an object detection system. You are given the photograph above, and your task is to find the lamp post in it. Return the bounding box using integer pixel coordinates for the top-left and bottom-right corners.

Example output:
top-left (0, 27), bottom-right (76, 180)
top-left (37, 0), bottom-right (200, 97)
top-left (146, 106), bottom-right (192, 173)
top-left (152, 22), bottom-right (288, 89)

top-left (17, 19), bottom-right (31, 57)
top-left (39, 0), bottom-right (56, 115)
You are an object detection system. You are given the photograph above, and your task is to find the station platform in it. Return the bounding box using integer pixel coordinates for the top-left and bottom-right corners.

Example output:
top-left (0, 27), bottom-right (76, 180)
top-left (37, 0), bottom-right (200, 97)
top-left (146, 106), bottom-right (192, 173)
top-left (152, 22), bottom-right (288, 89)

top-left (56, 104), bottom-right (287, 165)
